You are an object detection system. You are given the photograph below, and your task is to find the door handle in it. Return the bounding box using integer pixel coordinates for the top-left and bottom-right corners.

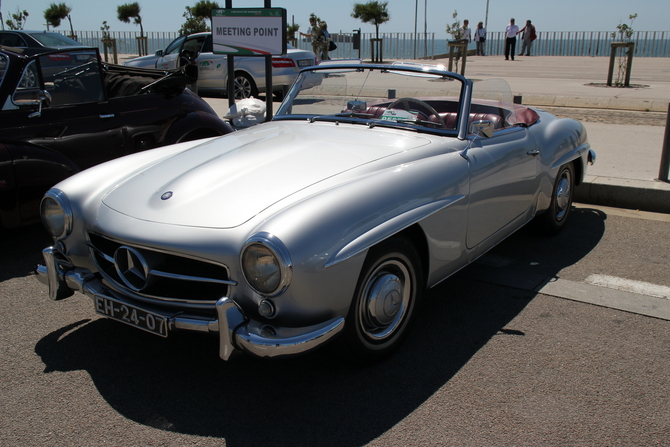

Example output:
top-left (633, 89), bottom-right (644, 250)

top-left (100, 114), bottom-right (115, 119)
top-left (527, 150), bottom-right (540, 156)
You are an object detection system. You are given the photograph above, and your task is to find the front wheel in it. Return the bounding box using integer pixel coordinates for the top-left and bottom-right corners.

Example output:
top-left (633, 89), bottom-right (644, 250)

top-left (539, 162), bottom-right (575, 235)
top-left (340, 236), bottom-right (423, 362)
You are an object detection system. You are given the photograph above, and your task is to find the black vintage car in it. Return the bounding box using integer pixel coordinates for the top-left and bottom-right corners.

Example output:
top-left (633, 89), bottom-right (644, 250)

top-left (0, 46), bottom-right (234, 229)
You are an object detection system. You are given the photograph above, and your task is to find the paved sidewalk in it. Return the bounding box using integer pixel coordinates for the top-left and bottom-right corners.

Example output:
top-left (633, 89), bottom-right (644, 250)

top-left (198, 56), bottom-right (669, 213)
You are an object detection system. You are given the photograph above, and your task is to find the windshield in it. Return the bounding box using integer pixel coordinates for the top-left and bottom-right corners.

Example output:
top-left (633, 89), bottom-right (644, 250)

top-left (28, 32), bottom-right (81, 47)
top-left (275, 62), bottom-right (465, 134)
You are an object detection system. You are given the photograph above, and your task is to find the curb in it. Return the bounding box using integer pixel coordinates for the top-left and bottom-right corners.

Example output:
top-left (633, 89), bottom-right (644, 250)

top-left (523, 95), bottom-right (668, 112)
top-left (575, 175), bottom-right (670, 214)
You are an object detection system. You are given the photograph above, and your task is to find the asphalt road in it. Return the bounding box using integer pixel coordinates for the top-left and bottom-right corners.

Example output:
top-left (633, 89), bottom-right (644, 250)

top-left (1, 204), bottom-right (669, 446)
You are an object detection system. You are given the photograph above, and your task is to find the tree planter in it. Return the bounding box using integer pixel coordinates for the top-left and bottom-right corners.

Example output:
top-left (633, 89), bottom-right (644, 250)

top-left (447, 41), bottom-right (468, 75)
top-left (607, 42), bottom-right (635, 87)
top-left (102, 39), bottom-right (118, 64)
top-left (370, 38), bottom-right (383, 63)
top-left (136, 36), bottom-right (148, 57)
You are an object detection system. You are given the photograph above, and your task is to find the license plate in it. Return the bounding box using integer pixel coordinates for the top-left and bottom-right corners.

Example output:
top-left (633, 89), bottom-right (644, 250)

top-left (94, 294), bottom-right (168, 337)
top-left (298, 59), bottom-right (312, 67)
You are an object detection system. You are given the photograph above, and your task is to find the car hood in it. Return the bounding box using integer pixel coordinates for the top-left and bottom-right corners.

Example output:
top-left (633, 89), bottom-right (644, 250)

top-left (101, 122), bottom-right (432, 228)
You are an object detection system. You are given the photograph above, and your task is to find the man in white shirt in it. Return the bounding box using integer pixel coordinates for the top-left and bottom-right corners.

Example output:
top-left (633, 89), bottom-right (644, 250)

top-left (459, 19), bottom-right (472, 60)
top-left (462, 20), bottom-right (472, 42)
top-left (504, 18), bottom-right (519, 60)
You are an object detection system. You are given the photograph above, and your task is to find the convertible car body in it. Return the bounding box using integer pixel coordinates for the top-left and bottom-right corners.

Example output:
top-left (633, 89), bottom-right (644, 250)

top-left (36, 62), bottom-right (595, 362)
top-left (0, 46), bottom-right (233, 229)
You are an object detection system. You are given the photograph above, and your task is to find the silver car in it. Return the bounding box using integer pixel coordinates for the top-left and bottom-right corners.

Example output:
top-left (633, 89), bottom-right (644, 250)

top-left (36, 62), bottom-right (595, 362)
top-left (123, 32), bottom-right (316, 99)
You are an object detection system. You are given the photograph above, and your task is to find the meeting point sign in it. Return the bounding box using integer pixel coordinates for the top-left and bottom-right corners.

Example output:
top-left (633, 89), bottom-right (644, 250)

top-left (211, 8), bottom-right (287, 56)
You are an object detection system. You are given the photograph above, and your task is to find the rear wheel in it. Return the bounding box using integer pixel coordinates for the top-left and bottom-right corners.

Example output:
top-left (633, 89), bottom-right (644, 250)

top-left (340, 236), bottom-right (423, 362)
top-left (232, 72), bottom-right (258, 99)
top-left (540, 162), bottom-right (575, 235)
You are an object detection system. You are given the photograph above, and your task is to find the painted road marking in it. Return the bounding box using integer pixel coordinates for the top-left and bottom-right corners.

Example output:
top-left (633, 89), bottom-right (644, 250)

top-left (537, 278), bottom-right (670, 321)
top-left (585, 274), bottom-right (670, 300)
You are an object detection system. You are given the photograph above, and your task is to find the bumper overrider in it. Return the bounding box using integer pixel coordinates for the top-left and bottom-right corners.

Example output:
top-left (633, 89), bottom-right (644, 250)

top-left (35, 246), bottom-right (344, 360)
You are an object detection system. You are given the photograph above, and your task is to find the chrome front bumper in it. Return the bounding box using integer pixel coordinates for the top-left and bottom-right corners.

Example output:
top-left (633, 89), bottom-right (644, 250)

top-left (35, 246), bottom-right (344, 360)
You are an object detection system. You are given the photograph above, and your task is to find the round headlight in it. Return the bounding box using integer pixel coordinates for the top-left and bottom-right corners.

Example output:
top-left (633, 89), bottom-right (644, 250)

top-left (40, 189), bottom-right (73, 240)
top-left (241, 233), bottom-right (292, 297)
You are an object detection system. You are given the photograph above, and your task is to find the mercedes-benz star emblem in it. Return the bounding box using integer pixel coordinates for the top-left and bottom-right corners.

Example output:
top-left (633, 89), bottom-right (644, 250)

top-left (114, 246), bottom-right (150, 291)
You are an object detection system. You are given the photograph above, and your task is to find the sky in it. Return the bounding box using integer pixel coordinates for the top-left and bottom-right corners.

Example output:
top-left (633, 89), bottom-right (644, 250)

top-left (1, 0), bottom-right (669, 36)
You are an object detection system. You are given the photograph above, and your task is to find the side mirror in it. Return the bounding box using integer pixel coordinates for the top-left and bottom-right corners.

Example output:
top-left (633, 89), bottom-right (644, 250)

top-left (28, 90), bottom-right (52, 118)
top-left (155, 50), bottom-right (164, 56)
top-left (470, 120), bottom-right (494, 138)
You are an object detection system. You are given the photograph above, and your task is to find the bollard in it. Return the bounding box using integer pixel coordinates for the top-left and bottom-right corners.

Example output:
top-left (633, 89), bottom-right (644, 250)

top-left (658, 103), bottom-right (670, 183)
top-left (513, 95), bottom-right (522, 104)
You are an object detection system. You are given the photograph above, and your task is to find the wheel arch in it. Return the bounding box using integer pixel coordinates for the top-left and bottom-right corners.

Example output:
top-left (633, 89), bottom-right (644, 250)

top-left (395, 224), bottom-right (430, 289)
top-left (163, 112), bottom-right (233, 145)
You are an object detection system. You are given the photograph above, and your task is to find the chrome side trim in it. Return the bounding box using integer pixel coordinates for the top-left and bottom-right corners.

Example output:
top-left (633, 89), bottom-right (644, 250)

top-left (324, 195), bottom-right (466, 268)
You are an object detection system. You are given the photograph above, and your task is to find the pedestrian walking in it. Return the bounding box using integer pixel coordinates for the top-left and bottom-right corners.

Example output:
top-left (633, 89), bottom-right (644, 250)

top-left (504, 18), bottom-right (519, 60)
top-left (474, 21), bottom-right (486, 55)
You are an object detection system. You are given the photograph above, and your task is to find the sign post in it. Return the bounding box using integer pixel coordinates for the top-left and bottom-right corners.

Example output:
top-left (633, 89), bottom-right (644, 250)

top-left (212, 4), bottom-right (286, 120)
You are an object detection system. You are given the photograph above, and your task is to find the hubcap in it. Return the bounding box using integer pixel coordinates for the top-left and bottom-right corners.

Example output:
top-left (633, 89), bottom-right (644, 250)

top-left (359, 260), bottom-right (411, 340)
top-left (555, 170), bottom-right (572, 221)
top-left (20, 69), bottom-right (37, 88)
top-left (234, 76), bottom-right (252, 99)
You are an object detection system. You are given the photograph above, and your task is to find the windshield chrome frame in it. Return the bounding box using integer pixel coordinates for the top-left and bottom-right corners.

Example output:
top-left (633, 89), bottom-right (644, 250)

top-left (275, 63), bottom-right (473, 139)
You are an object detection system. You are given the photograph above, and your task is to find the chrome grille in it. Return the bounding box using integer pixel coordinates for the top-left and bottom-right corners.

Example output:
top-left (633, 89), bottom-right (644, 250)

top-left (88, 233), bottom-right (232, 305)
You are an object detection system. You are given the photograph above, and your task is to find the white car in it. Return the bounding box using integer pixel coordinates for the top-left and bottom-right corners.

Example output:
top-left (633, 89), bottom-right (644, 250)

top-left (123, 32), bottom-right (317, 99)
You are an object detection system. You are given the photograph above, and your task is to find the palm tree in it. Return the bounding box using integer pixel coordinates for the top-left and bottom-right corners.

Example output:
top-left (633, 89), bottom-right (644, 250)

top-left (117, 2), bottom-right (143, 38)
top-left (351, 1), bottom-right (390, 39)
top-left (44, 3), bottom-right (75, 38)
top-left (179, 1), bottom-right (219, 35)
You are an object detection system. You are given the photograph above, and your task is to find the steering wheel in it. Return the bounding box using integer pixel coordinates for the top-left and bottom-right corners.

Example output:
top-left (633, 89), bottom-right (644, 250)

top-left (179, 50), bottom-right (194, 67)
top-left (386, 97), bottom-right (447, 129)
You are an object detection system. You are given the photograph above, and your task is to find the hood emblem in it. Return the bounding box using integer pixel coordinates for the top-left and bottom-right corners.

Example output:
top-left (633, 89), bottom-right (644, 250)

top-left (114, 246), bottom-right (150, 291)
top-left (161, 191), bottom-right (173, 200)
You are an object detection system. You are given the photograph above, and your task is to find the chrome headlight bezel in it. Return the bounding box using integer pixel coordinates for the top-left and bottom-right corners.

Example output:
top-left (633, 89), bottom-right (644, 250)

top-left (240, 232), bottom-right (292, 297)
top-left (40, 189), bottom-right (73, 241)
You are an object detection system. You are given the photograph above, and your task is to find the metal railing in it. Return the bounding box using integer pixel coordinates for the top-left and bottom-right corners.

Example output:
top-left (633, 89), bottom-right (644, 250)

top-left (484, 31), bottom-right (670, 58)
top-left (60, 30), bottom-right (670, 60)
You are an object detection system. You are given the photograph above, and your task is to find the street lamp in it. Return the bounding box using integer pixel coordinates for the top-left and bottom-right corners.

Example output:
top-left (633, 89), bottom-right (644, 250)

top-left (414, 0), bottom-right (418, 59)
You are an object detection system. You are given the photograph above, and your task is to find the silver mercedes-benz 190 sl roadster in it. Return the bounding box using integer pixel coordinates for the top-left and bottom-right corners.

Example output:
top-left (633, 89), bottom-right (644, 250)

top-left (36, 62), bottom-right (595, 362)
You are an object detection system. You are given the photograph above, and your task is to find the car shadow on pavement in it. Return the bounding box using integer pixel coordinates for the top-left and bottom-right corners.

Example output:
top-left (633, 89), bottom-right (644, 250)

top-left (0, 224), bottom-right (53, 282)
top-left (33, 207), bottom-right (606, 446)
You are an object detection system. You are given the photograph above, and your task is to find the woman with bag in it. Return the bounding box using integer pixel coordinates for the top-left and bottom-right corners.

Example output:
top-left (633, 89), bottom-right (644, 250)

top-left (474, 22), bottom-right (486, 56)
top-left (319, 21), bottom-right (334, 60)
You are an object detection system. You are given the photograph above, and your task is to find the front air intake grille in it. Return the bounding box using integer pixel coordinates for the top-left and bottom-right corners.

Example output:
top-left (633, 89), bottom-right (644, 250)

top-left (88, 233), bottom-right (232, 304)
